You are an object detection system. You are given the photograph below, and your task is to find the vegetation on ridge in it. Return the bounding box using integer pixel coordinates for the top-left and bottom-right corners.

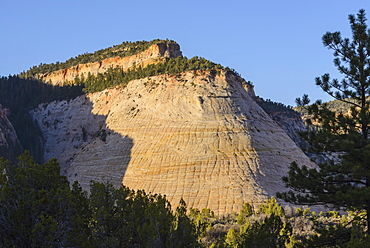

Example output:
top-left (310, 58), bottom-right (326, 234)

top-left (19, 37), bottom-right (247, 93)
top-left (257, 98), bottom-right (295, 114)
top-left (20, 39), bottom-right (177, 77)
top-left (78, 56), bottom-right (229, 93)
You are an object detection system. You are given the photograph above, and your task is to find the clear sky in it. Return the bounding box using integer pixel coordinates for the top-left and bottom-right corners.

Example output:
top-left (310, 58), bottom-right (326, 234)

top-left (1, 0), bottom-right (368, 106)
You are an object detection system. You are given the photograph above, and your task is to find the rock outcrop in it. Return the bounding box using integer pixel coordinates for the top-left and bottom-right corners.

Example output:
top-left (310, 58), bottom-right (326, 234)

top-left (31, 70), bottom-right (315, 215)
top-left (266, 110), bottom-right (308, 149)
top-left (0, 104), bottom-right (22, 161)
top-left (36, 43), bottom-right (182, 86)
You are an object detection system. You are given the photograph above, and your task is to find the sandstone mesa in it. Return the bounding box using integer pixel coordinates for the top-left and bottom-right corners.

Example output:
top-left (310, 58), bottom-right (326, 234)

top-left (2, 41), bottom-right (315, 215)
top-left (31, 73), bottom-right (314, 215)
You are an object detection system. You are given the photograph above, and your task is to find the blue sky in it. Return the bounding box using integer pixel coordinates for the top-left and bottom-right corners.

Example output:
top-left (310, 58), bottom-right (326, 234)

top-left (1, 0), bottom-right (368, 106)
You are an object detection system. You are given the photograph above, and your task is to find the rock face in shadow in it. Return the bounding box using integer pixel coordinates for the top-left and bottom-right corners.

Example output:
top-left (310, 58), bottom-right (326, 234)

top-left (31, 70), bottom-right (315, 215)
top-left (0, 104), bottom-right (22, 161)
top-left (266, 110), bottom-right (308, 149)
top-left (30, 96), bottom-right (133, 189)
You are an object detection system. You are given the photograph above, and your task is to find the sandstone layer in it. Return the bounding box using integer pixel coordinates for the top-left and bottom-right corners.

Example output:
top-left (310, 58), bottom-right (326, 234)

top-left (31, 71), bottom-right (315, 215)
top-left (0, 104), bottom-right (22, 161)
top-left (37, 43), bottom-right (182, 86)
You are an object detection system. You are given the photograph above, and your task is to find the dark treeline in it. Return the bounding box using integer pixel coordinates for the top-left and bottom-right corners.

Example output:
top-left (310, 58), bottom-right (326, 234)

top-left (0, 152), bottom-right (199, 247)
top-left (21, 39), bottom-right (177, 77)
top-left (0, 76), bottom-right (83, 161)
top-left (257, 98), bottom-right (294, 113)
top-left (2, 152), bottom-right (362, 247)
top-left (78, 56), bottom-right (227, 93)
top-left (0, 152), bottom-right (297, 247)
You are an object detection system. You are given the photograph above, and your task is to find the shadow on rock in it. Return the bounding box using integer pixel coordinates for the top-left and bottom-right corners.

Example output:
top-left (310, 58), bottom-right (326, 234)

top-left (30, 94), bottom-right (133, 190)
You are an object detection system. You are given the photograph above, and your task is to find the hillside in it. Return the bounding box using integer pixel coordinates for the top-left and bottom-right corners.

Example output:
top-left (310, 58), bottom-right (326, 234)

top-left (30, 69), bottom-right (315, 215)
top-left (1, 40), bottom-right (227, 160)
top-left (293, 97), bottom-right (364, 140)
top-left (1, 39), bottom-right (314, 214)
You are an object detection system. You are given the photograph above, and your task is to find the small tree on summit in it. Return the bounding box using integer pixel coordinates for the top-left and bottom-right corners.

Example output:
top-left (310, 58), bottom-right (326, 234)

top-left (277, 9), bottom-right (370, 243)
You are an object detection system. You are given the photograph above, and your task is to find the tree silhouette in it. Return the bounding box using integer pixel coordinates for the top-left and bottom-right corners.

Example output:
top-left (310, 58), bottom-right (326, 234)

top-left (278, 9), bottom-right (370, 243)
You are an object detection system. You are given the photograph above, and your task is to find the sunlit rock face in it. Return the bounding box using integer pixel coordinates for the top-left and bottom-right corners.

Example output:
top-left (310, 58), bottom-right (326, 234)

top-left (35, 43), bottom-right (182, 86)
top-left (31, 70), bottom-right (314, 215)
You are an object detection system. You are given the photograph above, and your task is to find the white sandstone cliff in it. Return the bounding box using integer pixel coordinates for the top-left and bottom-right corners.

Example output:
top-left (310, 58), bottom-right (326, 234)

top-left (30, 70), bottom-right (315, 215)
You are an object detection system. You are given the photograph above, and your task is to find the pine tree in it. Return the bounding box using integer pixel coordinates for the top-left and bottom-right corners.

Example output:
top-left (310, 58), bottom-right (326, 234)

top-left (0, 152), bottom-right (75, 246)
top-left (171, 198), bottom-right (199, 247)
top-left (277, 9), bottom-right (370, 240)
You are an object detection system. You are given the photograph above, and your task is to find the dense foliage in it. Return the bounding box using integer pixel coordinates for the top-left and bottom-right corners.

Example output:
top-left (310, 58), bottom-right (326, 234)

top-left (277, 9), bottom-right (370, 245)
top-left (191, 199), bottom-right (370, 247)
top-left (21, 39), bottom-right (176, 77)
top-left (2, 152), bottom-right (368, 247)
top-left (0, 152), bottom-right (200, 247)
top-left (78, 56), bottom-right (225, 93)
top-left (0, 76), bottom-right (83, 161)
top-left (202, 198), bottom-right (295, 248)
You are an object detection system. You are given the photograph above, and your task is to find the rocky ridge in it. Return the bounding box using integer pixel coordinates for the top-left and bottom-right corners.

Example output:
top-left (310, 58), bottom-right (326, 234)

top-left (36, 42), bottom-right (182, 86)
top-left (30, 69), bottom-right (315, 215)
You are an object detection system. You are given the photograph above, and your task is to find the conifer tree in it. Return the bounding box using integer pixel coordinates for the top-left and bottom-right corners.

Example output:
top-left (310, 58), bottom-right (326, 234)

top-left (277, 9), bottom-right (370, 239)
top-left (0, 152), bottom-right (77, 246)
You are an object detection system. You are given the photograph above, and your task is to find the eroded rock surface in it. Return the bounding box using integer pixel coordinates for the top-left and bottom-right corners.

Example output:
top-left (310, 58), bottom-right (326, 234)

top-left (0, 104), bottom-right (22, 161)
top-left (31, 71), bottom-right (315, 215)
